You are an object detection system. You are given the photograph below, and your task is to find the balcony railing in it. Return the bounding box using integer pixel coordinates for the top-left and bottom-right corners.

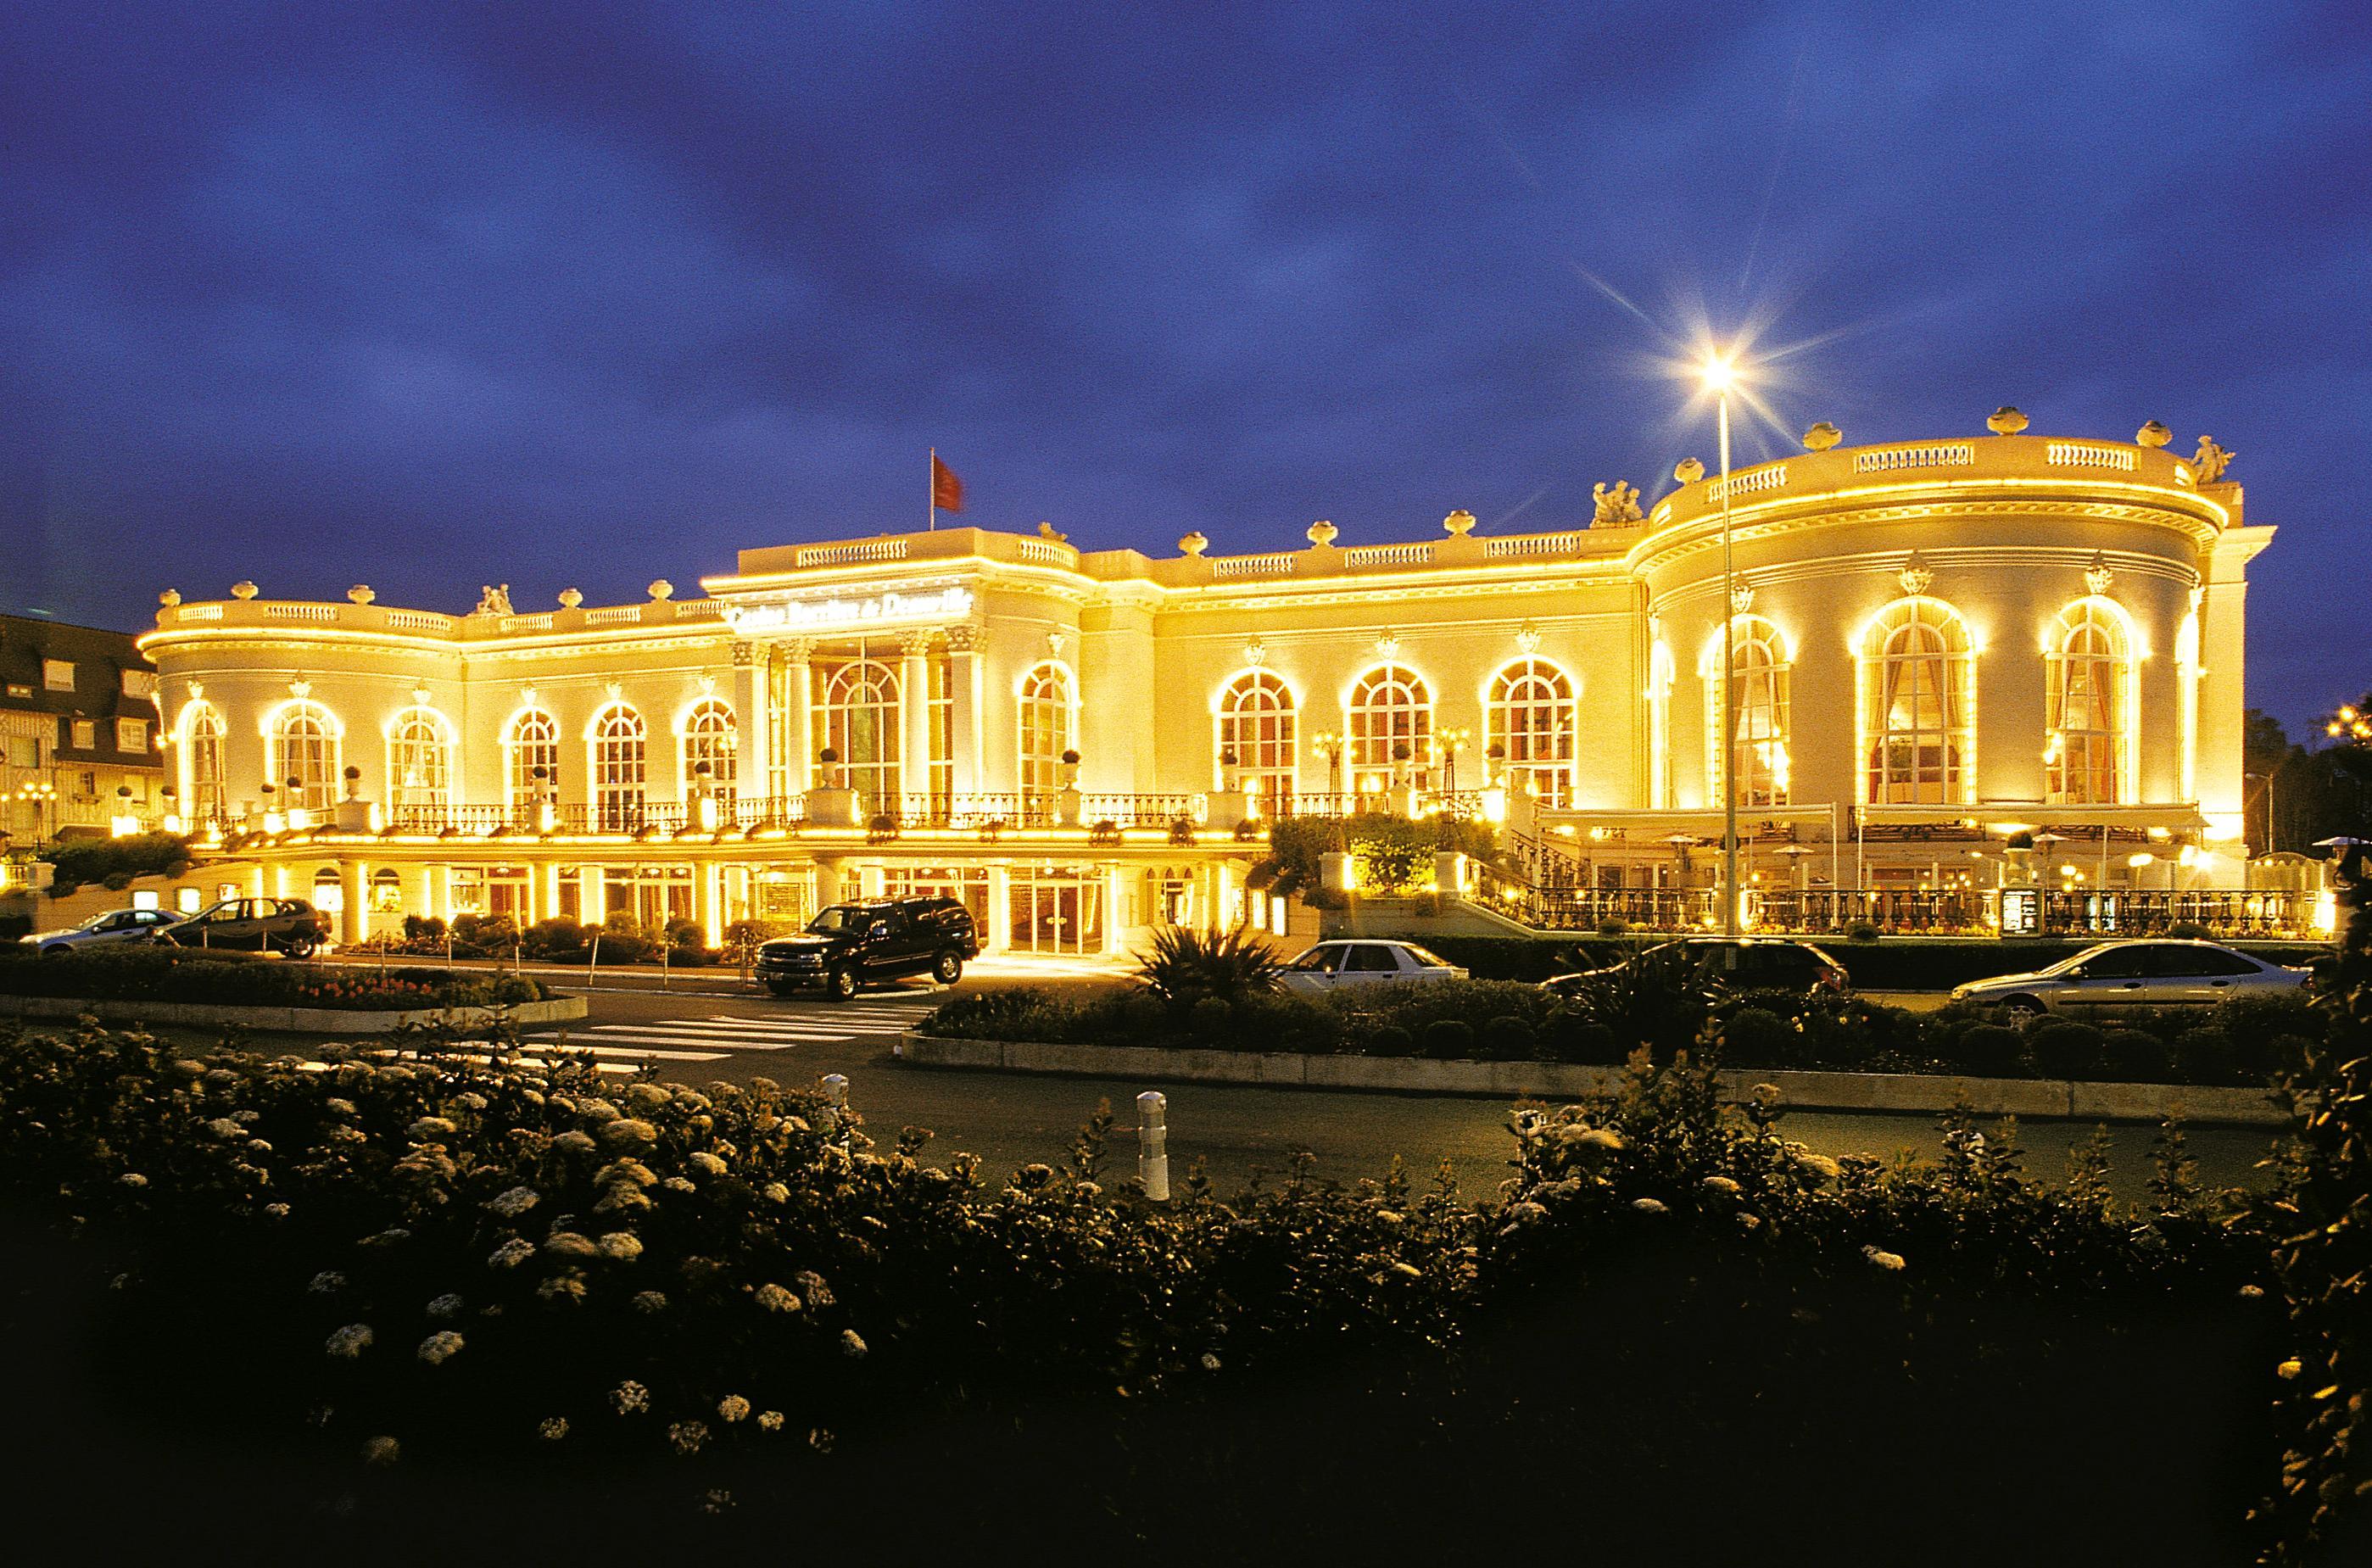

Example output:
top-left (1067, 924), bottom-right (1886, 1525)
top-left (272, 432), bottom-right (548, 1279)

top-left (1502, 885), bottom-right (2320, 939)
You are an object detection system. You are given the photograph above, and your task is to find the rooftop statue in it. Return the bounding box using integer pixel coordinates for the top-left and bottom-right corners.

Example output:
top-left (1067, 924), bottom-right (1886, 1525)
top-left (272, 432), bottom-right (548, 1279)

top-left (1592, 480), bottom-right (1643, 526)
top-left (2192, 435), bottom-right (2235, 483)
top-left (474, 583), bottom-right (514, 617)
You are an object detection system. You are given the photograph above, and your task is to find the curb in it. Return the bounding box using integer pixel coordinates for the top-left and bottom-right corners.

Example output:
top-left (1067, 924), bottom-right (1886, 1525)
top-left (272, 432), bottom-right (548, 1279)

top-left (894, 1031), bottom-right (2288, 1127)
top-left (0, 994), bottom-right (589, 1035)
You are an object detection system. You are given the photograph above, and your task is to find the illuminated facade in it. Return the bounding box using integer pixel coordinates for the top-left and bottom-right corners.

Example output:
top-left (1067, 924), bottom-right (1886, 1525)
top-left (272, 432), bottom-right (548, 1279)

top-left (137, 421), bottom-right (2272, 946)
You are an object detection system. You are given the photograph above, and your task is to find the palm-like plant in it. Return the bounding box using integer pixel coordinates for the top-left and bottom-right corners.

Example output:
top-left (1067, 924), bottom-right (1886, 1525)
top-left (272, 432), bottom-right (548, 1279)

top-left (1135, 924), bottom-right (1286, 1007)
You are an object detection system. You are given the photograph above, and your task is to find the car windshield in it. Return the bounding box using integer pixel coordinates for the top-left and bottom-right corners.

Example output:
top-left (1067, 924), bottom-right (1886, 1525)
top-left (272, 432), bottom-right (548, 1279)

top-left (806, 907), bottom-right (861, 934)
top-left (2040, 943), bottom-right (2120, 976)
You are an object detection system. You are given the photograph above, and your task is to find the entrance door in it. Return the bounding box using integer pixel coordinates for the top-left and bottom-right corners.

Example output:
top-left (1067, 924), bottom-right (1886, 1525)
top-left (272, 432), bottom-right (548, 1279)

top-left (1008, 869), bottom-right (1104, 954)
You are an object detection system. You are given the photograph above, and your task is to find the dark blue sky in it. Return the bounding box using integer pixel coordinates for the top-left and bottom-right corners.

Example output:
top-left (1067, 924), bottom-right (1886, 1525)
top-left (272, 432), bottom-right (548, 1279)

top-left (3, 3), bottom-right (2365, 733)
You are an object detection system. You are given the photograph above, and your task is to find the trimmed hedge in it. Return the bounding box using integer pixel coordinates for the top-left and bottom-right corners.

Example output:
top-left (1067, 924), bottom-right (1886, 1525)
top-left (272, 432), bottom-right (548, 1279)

top-left (0, 944), bottom-right (549, 1011)
top-left (39, 831), bottom-right (192, 896)
top-left (925, 976), bottom-right (2325, 1086)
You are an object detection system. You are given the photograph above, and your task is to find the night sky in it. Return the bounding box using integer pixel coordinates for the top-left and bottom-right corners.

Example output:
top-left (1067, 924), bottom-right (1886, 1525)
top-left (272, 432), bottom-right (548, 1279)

top-left (3, 3), bottom-right (2365, 734)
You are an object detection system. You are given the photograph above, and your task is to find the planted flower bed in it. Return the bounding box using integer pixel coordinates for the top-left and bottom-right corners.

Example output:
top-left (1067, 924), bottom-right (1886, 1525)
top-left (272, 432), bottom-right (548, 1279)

top-left (0, 1015), bottom-right (2337, 1558)
top-left (0, 944), bottom-right (550, 1012)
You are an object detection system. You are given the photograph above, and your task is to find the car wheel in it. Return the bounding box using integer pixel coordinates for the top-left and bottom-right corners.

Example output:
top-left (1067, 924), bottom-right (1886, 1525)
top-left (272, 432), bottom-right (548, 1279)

top-left (825, 966), bottom-right (858, 1002)
top-left (932, 950), bottom-right (963, 985)
top-left (283, 937), bottom-right (316, 960)
top-left (1999, 995), bottom-right (2046, 1024)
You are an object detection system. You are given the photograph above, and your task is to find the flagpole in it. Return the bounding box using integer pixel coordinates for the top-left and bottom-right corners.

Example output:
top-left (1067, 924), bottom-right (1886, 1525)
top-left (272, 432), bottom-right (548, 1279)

top-left (929, 447), bottom-right (936, 533)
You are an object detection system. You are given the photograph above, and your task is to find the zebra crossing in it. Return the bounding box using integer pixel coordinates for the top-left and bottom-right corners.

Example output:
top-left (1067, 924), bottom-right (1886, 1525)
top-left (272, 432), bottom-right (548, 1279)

top-left (490, 997), bottom-right (943, 1070)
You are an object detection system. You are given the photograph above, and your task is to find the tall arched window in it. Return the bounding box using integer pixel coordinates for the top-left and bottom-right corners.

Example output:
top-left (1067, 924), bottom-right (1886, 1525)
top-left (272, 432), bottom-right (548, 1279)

top-left (1217, 670), bottom-right (1297, 813)
top-left (1858, 598), bottom-right (1973, 805)
top-left (1348, 664), bottom-right (1432, 790)
top-left (819, 661), bottom-right (901, 809)
top-left (2047, 599), bottom-right (2134, 805)
top-left (270, 700), bottom-right (341, 813)
top-left (1699, 618), bottom-right (1791, 808)
top-left (1018, 663), bottom-right (1074, 805)
top-left (387, 706), bottom-right (454, 817)
top-left (589, 704), bottom-right (648, 831)
top-left (679, 698), bottom-right (738, 804)
top-left (1487, 658), bottom-right (1577, 806)
top-left (506, 708), bottom-right (560, 816)
top-left (178, 700), bottom-right (226, 823)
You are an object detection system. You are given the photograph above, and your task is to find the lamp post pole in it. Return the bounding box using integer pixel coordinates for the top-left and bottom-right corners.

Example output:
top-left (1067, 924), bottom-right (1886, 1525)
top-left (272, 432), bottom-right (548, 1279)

top-left (1716, 372), bottom-right (1739, 937)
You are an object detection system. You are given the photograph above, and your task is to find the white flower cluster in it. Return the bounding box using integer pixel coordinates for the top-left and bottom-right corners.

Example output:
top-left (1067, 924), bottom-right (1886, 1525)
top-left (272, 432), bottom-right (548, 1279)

top-left (1861, 1244), bottom-right (1906, 1272)
top-left (416, 1330), bottom-right (465, 1366)
top-left (325, 1323), bottom-right (374, 1359)
top-left (485, 1186), bottom-right (540, 1218)
top-left (754, 1282), bottom-right (803, 1314)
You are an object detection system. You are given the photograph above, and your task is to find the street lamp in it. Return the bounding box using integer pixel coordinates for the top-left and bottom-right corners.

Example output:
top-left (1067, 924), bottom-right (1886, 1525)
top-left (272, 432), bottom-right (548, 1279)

top-left (1704, 349), bottom-right (1742, 936)
top-left (1312, 731), bottom-right (1343, 803)
top-left (1437, 726), bottom-right (1470, 797)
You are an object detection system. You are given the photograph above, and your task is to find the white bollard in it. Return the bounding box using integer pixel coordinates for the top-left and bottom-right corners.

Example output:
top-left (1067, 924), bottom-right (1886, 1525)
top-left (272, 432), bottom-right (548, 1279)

top-left (1136, 1090), bottom-right (1169, 1202)
top-left (821, 1073), bottom-right (849, 1113)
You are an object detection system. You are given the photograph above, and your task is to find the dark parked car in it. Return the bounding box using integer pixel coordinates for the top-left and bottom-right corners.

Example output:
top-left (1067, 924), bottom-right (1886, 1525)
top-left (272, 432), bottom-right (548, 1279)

top-left (1543, 936), bottom-right (1849, 997)
top-left (756, 896), bottom-right (979, 1001)
top-left (163, 897), bottom-right (332, 957)
top-left (20, 907), bottom-right (186, 954)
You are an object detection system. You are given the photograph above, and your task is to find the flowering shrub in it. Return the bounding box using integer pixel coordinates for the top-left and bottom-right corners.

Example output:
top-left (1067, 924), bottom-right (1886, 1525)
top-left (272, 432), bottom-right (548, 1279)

top-left (0, 945), bottom-right (548, 1010)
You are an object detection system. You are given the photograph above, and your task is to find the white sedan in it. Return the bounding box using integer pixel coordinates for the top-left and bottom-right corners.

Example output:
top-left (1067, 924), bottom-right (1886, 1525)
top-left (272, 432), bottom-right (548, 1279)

top-left (1949, 939), bottom-right (2312, 1020)
top-left (1278, 940), bottom-right (1469, 994)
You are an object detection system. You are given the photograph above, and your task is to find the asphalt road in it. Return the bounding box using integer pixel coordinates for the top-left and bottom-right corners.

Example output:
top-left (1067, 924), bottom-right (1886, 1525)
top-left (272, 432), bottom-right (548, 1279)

top-left (403, 975), bottom-right (2274, 1203)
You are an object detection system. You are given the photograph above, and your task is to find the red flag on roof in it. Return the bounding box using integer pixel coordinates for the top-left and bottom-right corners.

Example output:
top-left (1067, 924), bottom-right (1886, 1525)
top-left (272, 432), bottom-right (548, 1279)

top-left (932, 453), bottom-right (963, 514)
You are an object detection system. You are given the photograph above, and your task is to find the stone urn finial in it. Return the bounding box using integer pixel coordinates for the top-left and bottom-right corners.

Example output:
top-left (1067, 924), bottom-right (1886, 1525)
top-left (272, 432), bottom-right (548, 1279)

top-left (1443, 509), bottom-right (1476, 537)
top-left (1673, 457), bottom-right (1705, 485)
top-left (558, 587), bottom-right (583, 609)
top-left (159, 588), bottom-right (182, 607)
top-left (1177, 531), bottom-right (1208, 557)
top-left (647, 578), bottom-right (674, 601)
top-left (1986, 406), bottom-right (2029, 436)
top-left (1306, 519), bottom-right (1338, 547)
top-left (348, 584), bottom-right (376, 605)
top-left (1803, 421), bottom-right (1842, 451)
top-left (231, 580), bottom-right (260, 600)
top-left (2136, 420), bottom-right (2171, 448)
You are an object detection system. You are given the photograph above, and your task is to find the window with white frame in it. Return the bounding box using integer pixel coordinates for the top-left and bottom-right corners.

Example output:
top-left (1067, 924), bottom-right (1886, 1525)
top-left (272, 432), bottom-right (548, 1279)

top-left (120, 669), bottom-right (158, 700)
top-left (43, 659), bottom-right (75, 692)
top-left (116, 717), bottom-right (148, 754)
top-left (589, 703), bottom-right (648, 830)
top-left (1860, 598), bottom-right (1973, 805)
top-left (2046, 600), bottom-right (2132, 805)
top-left (1700, 618), bottom-right (1790, 808)
top-left (271, 700), bottom-right (341, 812)
top-left (507, 708), bottom-right (560, 816)
top-left (681, 697), bottom-right (738, 804)
top-left (1348, 663), bottom-right (1432, 790)
top-left (70, 719), bottom-right (96, 751)
top-left (818, 661), bottom-right (900, 810)
top-left (181, 702), bottom-right (225, 822)
top-left (388, 706), bottom-right (453, 816)
top-left (1018, 662), bottom-right (1074, 806)
top-left (1486, 658), bottom-right (1577, 806)
top-left (1217, 670), bottom-right (1297, 813)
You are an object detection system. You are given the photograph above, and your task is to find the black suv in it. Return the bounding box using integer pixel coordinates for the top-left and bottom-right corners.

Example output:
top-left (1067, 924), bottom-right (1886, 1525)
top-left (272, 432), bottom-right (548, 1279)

top-left (1543, 937), bottom-right (1849, 997)
top-left (756, 896), bottom-right (979, 1001)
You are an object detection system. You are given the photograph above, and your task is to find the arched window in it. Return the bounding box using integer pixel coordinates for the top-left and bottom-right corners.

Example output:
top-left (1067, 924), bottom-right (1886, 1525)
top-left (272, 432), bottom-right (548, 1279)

top-left (1217, 670), bottom-right (1297, 813)
top-left (506, 709), bottom-right (560, 817)
top-left (1858, 598), bottom-right (1973, 805)
top-left (178, 700), bottom-right (227, 823)
top-left (1018, 663), bottom-right (1074, 805)
top-left (387, 706), bottom-right (453, 817)
top-left (819, 661), bottom-right (901, 810)
top-left (1348, 663), bottom-right (1432, 790)
top-left (589, 704), bottom-right (647, 831)
top-left (270, 700), bottom-right (342, 813)
top-left (1487, 659), bottom-right (1577, 806)
top-left (679, 698), bottom-right (738, 805)
top-left (2047, 599), bottom-right (2134, 805)
top-left (1699, 618), bottom-right (1790, 808)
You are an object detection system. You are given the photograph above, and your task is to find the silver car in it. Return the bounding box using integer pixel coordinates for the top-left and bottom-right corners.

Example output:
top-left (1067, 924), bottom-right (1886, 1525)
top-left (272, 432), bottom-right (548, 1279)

top-left (1950, 939), bottom-right (2311, 1021)
top-left (20, 907), bottom-right (187, 955)
top-left (1278, 940), bottom-right (1470, 994)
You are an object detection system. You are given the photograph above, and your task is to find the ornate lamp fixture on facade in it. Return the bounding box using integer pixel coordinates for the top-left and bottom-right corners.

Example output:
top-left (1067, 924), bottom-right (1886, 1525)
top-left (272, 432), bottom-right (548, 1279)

top-left (1898, 554), bottom-right (1935, 598)
top-left (2084, 553), bottom-right (2115, 597)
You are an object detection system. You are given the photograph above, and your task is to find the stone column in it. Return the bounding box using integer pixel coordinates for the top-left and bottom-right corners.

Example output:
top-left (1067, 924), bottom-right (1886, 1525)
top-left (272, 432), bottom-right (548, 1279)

top-left (539, 860), bottom-right (563, 928)
top-left (1102, 863), bottom-right (1126, 955)
top-left (946, 623), bottom-right (985, 803)
top-left (985, 863), bottom-right (1012, 954)
top-left (338, 859), bottom-right (367, 947)
top-left (732, 640), bottom-right (769, 816)
top-left (899, 630), bottom-right (934, 810)
top-left (578, 865), bottom-right (604, 926)
top-left (781, 639), bottom-right (815, 801)
top-left (813, 857), bottom-right (844, 909)
top-left (695, 860), bottom-right (723, 947)
top-left (405, 863), bottom-right (433, 921)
